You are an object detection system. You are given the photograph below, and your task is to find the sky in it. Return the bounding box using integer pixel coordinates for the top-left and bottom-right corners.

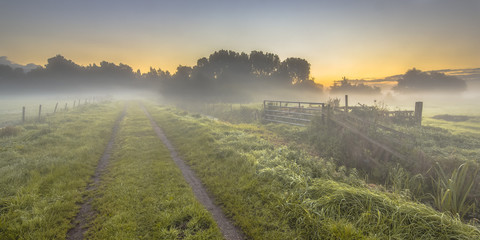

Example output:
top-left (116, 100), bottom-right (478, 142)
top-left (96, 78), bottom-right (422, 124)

top-left (1, 0), bottom-right (479, 86)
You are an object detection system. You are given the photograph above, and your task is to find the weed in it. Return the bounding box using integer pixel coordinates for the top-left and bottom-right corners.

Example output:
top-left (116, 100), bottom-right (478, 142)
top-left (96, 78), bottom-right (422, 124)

top-left (431, 162), bottom-right (479, 219)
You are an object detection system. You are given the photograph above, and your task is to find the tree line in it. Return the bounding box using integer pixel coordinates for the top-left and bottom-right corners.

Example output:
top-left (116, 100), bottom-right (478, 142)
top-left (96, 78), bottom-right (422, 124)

top-left (0, 50), bottom-right (323, 102)
top-left (0, 51), bottom-right (468, 100)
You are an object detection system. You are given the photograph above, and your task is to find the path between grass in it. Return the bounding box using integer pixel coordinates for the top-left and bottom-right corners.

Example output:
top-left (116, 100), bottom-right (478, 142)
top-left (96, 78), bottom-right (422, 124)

top-left (141, 105), bottom-right (246, 240)
top-left (66, 105), bottom-right (126, 240)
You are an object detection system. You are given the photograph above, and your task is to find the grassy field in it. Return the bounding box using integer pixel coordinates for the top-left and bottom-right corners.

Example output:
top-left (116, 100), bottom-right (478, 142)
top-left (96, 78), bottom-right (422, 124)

top-left (423, 116), bottom-right (480, 135)
top-left (0, 97), bottom-right (89, 128)
top-left (87, 103), bottom-right (222, 239)
top-left (145, 103), bottom-right (480, 239)
top-left (0, 102), bottom-right (124, 239)
top-left (1, 99), bottom-right (479, 239)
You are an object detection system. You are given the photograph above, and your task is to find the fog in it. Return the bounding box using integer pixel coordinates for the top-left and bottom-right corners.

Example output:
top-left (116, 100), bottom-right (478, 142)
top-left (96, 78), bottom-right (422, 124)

top-left (1, 51), bottom-right (478, 115)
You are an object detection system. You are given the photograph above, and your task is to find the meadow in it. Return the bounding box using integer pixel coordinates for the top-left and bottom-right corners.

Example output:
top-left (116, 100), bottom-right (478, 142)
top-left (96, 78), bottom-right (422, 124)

top-left (1, 99), bottom-right (479, 239)
top-left (144, 103), bottom-right (480, 239)
top-left (0, 102), bottom-right (123, 238)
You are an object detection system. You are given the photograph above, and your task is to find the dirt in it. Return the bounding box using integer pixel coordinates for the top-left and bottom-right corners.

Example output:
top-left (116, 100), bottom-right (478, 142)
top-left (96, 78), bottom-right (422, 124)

top-left (66, 107), bottom-right (126, 240)
top-left (141, 105), bottom-right (246, 240)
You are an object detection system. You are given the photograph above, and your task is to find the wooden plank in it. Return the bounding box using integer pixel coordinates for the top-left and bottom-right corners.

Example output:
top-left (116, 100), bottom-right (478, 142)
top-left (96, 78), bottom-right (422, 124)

top-left (265, 114), bottom-right (311, 122)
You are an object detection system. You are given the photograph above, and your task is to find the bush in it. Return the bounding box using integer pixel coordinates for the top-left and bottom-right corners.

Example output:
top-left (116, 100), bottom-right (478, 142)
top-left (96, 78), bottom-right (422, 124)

top-left (0, 126), bottom-right (21, 137)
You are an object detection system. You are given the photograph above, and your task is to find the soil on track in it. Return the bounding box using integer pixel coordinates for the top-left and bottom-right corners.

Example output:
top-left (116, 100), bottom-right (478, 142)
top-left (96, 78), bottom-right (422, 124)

top-left (141, 105), bottom-right (246, 240)
top-left (66, 107), bottom-right (126, 240)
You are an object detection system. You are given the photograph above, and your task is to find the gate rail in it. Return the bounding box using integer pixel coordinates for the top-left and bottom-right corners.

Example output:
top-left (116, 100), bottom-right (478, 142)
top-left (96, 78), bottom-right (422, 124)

top-left (263, 100), bottom-right (325, 126)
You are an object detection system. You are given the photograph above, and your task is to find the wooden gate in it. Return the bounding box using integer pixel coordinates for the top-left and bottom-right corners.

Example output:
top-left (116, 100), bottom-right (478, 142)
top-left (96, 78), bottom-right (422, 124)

top-left (263, 100), bottom-right (325, 126)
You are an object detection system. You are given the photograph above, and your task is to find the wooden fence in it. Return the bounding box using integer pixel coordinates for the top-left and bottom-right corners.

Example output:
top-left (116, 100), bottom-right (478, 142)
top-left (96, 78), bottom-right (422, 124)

top-left (263, 100), bottom-right (325, 126)
top-left (0, 97), bottom-right (103, 127)
top-left (263, 96), bottom-right (423, 162)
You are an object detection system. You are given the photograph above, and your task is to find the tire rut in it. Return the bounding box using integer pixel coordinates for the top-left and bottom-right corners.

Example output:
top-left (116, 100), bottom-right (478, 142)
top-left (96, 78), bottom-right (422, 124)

top-left (66, 106), bottom-right (126, 240)
top-left (141, 105), bottom-right (246, 240)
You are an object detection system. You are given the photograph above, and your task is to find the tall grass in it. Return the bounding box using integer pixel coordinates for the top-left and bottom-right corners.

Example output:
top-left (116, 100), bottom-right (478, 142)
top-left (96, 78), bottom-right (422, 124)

top-left (431, 162), bottom-right (479, 219)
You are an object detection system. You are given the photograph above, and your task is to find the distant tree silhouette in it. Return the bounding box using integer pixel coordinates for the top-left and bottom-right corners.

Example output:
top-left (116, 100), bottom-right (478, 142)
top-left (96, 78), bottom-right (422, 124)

top-left (393, 68), bottom-right (466, 93)
top-left (279, 58), bottom-right (310, 85)
top-left (249, 51), bottom-right (280, 77)
top-left (156, 50), bottom-right (323, 102)
top-left (0, 65), bottom-right (25, 91)
top-left (330, 77), bottom-right (381, 95)
top-left (44, 55), bottom-right (81, 74)
top-left (0, 50), bottom-right (323, 100)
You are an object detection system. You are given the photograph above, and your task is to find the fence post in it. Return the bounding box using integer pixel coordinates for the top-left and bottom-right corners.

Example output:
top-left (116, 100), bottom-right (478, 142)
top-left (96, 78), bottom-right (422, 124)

top-left (326, 104), bottom-right (331, 127)
top-left (65, 103), bottom-right (68, 111)
top-left (415, 102), bottom-right (423, 126)
top-left (54, 102), bottom-right (58, 113)
top-left (345, 95), bottom-right (349, 114)
top-left (38, 104), bottom-right (42, 120)
top-left (22, 106), bottom-right (25, 123)
top-left (321, 103), bottom-right (325, 124)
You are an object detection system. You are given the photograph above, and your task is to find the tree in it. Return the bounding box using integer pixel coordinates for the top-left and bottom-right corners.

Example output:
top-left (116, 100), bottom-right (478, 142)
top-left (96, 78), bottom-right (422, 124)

top-left (393, 68), bottom-right (467, 93)
top-left (279, 58), bottom-right (310, 85)
top-left (249, 51), bottom-right (280, 77)
top-left (44, 55), bottom-right (81, 74)
top-left (330, 77), bottom-right (381, 95)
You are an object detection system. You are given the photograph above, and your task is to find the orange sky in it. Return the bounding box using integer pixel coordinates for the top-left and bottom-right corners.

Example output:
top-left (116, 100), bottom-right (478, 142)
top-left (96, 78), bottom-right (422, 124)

top-left (1, 1), bottom-right (479, 87)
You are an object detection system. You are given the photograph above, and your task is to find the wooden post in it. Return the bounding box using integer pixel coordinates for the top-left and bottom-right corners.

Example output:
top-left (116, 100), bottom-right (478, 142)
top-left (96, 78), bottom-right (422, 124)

top-left (38, 104), bottom-right (42, 120)
top-left (326, 104), bottom-right (331, 126)
top-left (65, 103), bottom-right (68, 111)
top-left (345, 95), bottom-right (349, 113)
top-left (22, 106), bottom-right (25, 123)
top-left (415, 102), bottom-right (423, 126)
top-left (54, 102), bottom-right (58, 113)
top-left (321, 103), bottom-right (325, 124)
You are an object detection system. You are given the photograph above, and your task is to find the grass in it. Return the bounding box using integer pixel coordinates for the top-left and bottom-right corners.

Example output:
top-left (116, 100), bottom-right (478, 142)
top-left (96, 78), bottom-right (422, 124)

top-left (0, 98), bottom-right (82, 127)
top-left (0, 102), bottom-right (124, 239)
top-left (87, 103), bottom-right (223, 239)
top-left (144, 103), bottom-right (480, 239)
top-left (431, 162), bottom-right (479, 219)
top-left (262, 105), bottom-right (480, 218)
top-left (423, 116), bottom-right (480, 135)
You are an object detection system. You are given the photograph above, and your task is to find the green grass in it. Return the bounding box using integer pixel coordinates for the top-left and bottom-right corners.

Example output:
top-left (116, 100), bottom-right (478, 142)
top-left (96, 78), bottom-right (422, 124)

top-left (431, 162), bottom-right (478, 219)
top-left (145, 103), bottom-right (480, 239)
top-left (0, 102), bottom-right (124, 239)
top-left (424, 116), bottom-right (480, 135)
top-left (0, 98), bottom-right (82, 127)
top-left (87, 103), bottom-right (223, 239)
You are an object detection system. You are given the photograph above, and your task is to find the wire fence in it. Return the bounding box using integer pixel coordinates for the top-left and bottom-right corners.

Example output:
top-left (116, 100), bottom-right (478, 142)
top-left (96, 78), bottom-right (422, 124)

top-left (0, 97), bottom-right (104, 128)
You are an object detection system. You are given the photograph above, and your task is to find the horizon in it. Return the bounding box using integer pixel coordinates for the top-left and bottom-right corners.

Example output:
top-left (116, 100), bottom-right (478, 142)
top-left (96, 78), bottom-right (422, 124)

top-left (2, 54), bottom-right (479, 89)
top-left (1, 1), bottom-right (479, 86)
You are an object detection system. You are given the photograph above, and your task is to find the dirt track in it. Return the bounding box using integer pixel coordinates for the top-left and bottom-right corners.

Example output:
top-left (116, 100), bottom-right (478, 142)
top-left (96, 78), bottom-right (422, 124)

top-left (141, 105), bottom-right (246, 240)
top-left (66, 106), bottom-right (126, 240)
